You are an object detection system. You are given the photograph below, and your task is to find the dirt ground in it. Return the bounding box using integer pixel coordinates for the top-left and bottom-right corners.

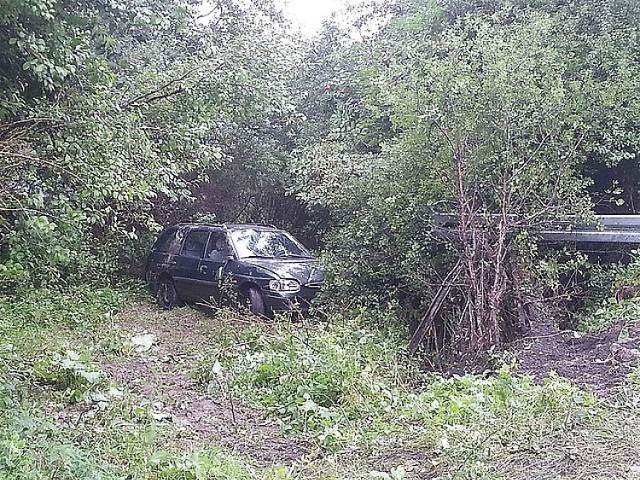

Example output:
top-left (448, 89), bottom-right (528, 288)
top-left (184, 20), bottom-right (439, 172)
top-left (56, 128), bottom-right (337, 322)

top-left (90, 300), bottom-right (640, 471)
top-left (99, 303), bottom-right (306, 466)
top-left (514, 319), bottom-right (640, 394)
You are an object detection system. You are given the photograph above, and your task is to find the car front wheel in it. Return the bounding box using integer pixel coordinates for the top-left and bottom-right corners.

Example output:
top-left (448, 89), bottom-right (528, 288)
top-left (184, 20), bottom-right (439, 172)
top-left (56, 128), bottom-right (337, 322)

top-left (247, 287), bottom-right (267, 317)
top-left (157, 278), bottom-right (180, 310)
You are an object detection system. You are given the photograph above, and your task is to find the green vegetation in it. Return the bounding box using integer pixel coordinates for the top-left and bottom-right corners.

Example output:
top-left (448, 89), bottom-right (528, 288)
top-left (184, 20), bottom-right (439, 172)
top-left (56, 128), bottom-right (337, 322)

top-left (0, 288), bottom-right (291, 479)
top-left (3, 0), bottom-right (640, 350)
top-left (193, 310), bottom-right (640, 478)
top-left (3, 0), bottom-right (640, 477)
top-left (2, 289), bottom-right (640, 479)
top-left (196, 308), bottom-right (420, 448)
top-left (568, 253), bottom-right (640, 332)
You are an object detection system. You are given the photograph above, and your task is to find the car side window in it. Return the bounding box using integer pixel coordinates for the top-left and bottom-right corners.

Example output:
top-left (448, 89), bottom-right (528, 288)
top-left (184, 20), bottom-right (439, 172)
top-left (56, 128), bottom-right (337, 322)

top-left (205, 232), bottom-right (231, 262)
top-left (154, 227), bottom-right (178, 253)
top-left (167, 229), bottom-right (184, 255)
top-left (181, 231), bottom-right (209, 258)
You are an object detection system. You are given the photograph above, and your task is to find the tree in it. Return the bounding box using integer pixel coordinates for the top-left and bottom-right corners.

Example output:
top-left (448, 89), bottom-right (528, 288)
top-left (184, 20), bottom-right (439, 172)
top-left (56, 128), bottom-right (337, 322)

top-left (0, 0), bottom-right (296, 287)
top-left (291, 0), bottom-right (640, 355)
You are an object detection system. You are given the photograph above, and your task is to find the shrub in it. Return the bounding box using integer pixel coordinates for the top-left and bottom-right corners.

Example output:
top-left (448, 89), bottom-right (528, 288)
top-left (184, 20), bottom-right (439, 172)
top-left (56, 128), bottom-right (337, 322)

top-left (197, 307), bottom-right (422, 448)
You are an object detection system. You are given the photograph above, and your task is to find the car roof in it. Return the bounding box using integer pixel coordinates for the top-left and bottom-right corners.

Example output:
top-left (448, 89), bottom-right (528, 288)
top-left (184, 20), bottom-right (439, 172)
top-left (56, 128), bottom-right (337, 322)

top-left (175, 223), bottom-right (280, 232)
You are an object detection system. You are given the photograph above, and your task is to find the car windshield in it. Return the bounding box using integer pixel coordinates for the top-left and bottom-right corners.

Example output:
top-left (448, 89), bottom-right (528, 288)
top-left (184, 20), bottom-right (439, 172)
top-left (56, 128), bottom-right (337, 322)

top-left (230, 229), bottom-right (312, 259)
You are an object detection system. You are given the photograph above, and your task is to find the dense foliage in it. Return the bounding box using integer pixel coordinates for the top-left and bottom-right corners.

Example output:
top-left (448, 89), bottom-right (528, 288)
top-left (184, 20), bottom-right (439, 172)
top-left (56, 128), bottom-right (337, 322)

top-left (4, 3), bottom-right (640, 477)
top-left (290, 0), bottom-right (640, 351)
top-left (0, 0), bottom-right (296, 287)
top-left (294, 0), bottom-right (640, 282)
top-left (2, 0), bottom-right (640, 352)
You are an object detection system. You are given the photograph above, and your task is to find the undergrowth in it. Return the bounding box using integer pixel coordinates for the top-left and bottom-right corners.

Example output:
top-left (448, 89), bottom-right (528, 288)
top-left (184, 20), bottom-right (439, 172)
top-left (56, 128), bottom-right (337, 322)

top-left (0, 393), bottom-right (116, 479)
top-left (195, 306), bottom-right (421, 450)
top-left (2, 288), bottom-right (640, 479)
top-left (575, 254), bottom-right (640, 332)
top-left (0, 286), bottom-right (127, 330)
top-left (194, 307), bottom-right (640, 479)
top-left (0, 287), bottom-right (288, 480)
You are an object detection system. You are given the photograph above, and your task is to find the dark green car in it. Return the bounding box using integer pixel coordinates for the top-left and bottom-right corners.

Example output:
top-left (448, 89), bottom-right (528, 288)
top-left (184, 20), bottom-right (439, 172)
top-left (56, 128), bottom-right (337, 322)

top-left (145, 223), bottom-right (324, 316)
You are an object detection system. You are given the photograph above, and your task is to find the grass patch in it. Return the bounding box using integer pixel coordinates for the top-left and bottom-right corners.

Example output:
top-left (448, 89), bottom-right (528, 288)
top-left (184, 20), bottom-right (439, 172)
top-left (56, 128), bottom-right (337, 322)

top-left (195, 307), bottom-right (422, 450)
top-left (2, 288), bottom-right (640, 479)
top-left (0, 287), bottom-right (289, 480)
top-left (0, 394), bottom-right (117, 479)
top-left (0, 286), bottom-right (128, 329)
top-left (194, 307), bottom-right (640, 479)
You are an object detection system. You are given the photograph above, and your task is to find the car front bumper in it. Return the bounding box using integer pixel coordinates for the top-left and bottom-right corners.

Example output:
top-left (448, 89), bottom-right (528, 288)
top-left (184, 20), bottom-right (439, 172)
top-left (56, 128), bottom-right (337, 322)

top-left (262, 286), bottom-right (321, 312)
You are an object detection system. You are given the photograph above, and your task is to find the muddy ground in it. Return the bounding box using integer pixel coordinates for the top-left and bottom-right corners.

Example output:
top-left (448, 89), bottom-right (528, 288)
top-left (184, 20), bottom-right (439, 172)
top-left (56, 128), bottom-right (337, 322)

top-left (514, 319), bottom-right (640, 394)
top-left (86, 301), bottom-right (640, 470)
top-left (99, 303), bottom-right (307, 466)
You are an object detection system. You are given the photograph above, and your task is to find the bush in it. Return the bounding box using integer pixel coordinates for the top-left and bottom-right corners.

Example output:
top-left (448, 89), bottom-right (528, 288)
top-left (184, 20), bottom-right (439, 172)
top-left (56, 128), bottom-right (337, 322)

top-left (197, 307), bottom-right (422, 448)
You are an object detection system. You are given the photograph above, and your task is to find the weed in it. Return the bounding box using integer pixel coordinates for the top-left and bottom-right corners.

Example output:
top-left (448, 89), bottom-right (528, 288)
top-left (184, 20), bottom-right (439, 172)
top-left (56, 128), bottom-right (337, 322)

top-left (31, 350), bottom-right (104, 403)
top-left (196, 307), bottom-right (423, 449)
top-left (0, 288), bottom-right (285, 480)
top-left (0, 386), bottom-right (117, 480)
top-left (576, 252), bottom-right (640, 332)
top-left (191, 305), bottom-right (640, 479)
top-left (147, 449), bottom-right (291, 480)
top-left (0, 286), bottom-right (127, 330)
top-left (2, 288), bottom-right (640, 479)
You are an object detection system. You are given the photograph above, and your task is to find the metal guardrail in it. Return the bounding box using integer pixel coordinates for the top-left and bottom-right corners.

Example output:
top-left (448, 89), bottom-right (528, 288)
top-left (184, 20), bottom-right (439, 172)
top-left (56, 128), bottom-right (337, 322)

top-left (538, 230), bottom-right (640, 244)
top-left (433, 214), bottom-right (640, 244)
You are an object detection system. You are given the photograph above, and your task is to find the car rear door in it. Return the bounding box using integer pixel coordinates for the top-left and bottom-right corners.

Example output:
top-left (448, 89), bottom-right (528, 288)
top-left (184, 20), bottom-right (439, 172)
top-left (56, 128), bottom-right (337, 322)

top-left (146, 226), bottom-right (181, 287)
top-left (172, 229), bottom-right (210, 300)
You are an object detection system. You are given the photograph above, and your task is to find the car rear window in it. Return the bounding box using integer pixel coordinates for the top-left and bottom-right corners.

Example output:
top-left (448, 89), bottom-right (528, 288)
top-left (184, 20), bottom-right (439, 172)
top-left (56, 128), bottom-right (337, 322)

top-left (181, 230), bottom-right (209, 258)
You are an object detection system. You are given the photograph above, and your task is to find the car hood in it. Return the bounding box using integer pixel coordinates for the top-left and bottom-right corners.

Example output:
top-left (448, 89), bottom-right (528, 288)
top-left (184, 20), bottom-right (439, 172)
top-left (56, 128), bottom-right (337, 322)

top-left (243, 258), bottom-right (325, 285)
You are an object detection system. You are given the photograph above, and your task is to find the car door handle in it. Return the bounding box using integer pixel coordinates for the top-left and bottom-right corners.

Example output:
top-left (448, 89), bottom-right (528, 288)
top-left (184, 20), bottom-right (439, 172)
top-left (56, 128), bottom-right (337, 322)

top-left (198, 265), bottom-right (208, 274)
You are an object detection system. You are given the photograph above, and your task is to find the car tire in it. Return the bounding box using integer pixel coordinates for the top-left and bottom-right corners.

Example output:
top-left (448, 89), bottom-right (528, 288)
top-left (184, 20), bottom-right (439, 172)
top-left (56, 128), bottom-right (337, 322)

top-left (247, 287), bottom-right (267, 317)
top-left (157, 278), bottom-right (180, 310)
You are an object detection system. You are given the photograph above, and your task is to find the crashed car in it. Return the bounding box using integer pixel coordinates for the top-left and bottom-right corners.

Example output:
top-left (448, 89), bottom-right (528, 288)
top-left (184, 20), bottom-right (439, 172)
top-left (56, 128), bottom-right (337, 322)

top-left (145, 223), bottom-right (324, 316)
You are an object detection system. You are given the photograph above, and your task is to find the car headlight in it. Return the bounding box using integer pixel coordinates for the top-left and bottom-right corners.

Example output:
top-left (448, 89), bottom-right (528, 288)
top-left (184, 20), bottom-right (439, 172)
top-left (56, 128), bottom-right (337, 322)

top-left (269, 279), bottom-right (300, 293)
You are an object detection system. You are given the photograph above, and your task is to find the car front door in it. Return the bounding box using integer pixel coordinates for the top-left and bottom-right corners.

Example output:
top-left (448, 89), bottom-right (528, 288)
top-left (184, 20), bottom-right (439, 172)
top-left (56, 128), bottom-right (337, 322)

top-left (195, 230), bottom-right (234, 305)
top-left (172, 229), bottom-right (210, 300)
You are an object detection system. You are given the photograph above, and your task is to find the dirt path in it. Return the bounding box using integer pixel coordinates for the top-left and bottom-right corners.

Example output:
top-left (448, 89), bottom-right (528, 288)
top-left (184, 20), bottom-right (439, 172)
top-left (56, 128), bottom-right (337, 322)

top-left (514, 319), bottom-right (640, 394)
top-left (97, 300), bottom-right (640, 472)
top-left (100, 302), bottom-right (306, 465)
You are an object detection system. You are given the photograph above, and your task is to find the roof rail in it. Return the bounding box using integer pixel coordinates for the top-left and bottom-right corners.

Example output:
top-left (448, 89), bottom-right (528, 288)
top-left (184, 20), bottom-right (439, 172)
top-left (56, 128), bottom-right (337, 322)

top-left (221, 223), bottom-right (279, 229)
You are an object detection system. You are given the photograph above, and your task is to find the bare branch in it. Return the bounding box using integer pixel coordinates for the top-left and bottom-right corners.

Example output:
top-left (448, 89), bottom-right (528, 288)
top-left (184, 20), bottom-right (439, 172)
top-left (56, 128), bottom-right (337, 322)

top-left (119, 71), bottom-right (192, 110)
top-left (0, 151), bottom-right (84, 182)
top-left (0, 118), bottom-right (58, 130)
